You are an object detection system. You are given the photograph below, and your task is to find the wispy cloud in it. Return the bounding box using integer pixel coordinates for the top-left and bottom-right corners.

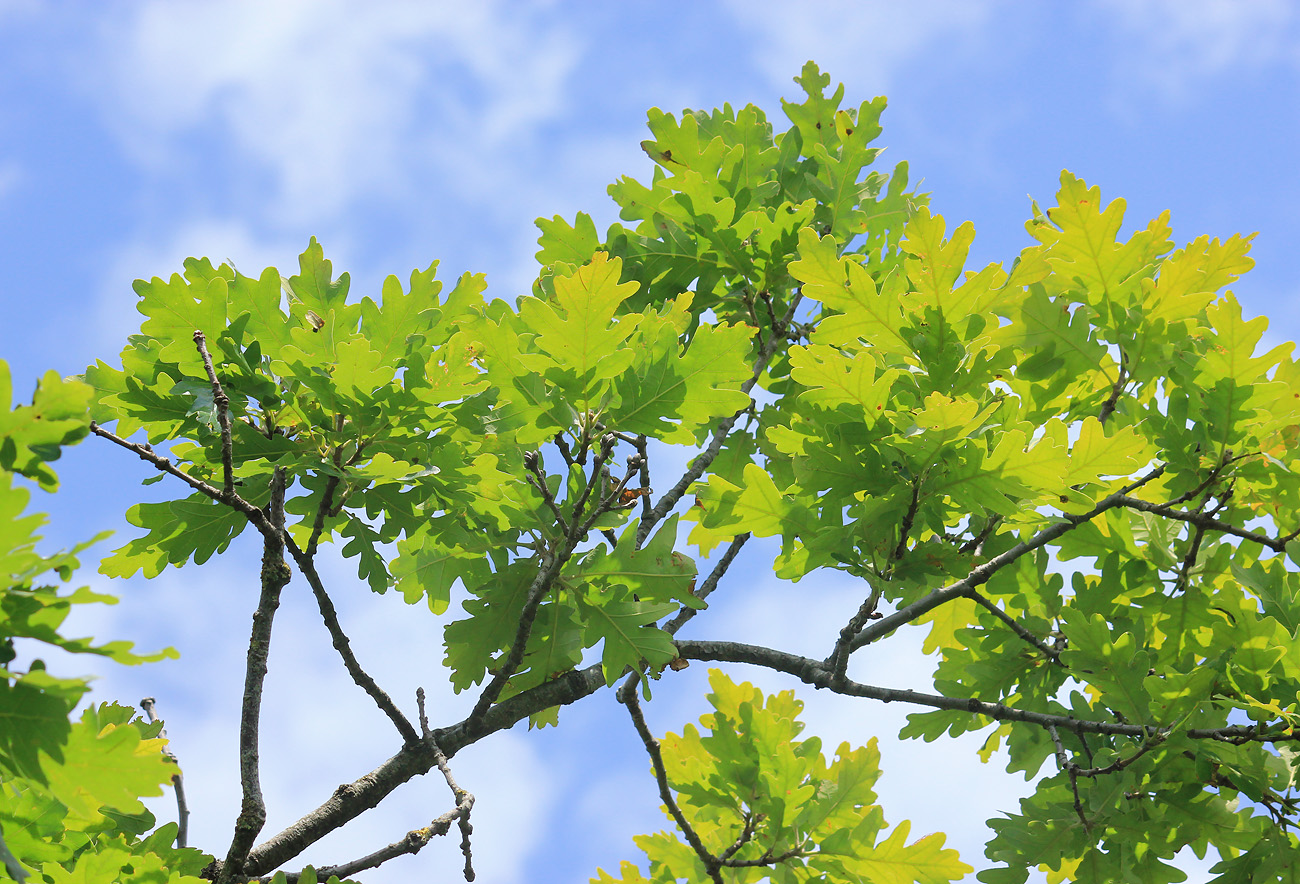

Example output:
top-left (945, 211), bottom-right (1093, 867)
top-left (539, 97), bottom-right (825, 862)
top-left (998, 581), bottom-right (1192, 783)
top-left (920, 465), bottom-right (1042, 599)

top-left (1092, 0), bottom-right (1299, 96)
top-left (88, 0), bottom-right (581, 225)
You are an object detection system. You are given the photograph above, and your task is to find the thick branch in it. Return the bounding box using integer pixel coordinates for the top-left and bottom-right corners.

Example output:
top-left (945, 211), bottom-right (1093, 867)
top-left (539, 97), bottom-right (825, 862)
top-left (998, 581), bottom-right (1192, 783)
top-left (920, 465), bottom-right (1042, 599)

top-left (242, 664), bottom-right (608, 876)
top-left (218, 469), bottom-right (291, 884)
top-left (675, 638), bottom-right (1300, 745)
top-left (285, 537), bottom-right (419, 746)
top-left (849, 466), bottom-right (1166, 653)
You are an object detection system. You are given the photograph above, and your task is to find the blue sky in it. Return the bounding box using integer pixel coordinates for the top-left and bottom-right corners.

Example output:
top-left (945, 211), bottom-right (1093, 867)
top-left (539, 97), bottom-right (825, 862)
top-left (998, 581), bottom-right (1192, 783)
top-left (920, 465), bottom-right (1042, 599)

top-left (3, 2), bottom-right (1299, 882)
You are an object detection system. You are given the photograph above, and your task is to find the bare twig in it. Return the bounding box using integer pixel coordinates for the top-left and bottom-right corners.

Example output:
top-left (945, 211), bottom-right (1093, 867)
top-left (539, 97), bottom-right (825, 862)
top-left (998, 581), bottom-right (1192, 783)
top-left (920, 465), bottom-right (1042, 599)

top-left (662, 533), bottom-right (751, 636)
top-left (619, 676), bottom-right (723, 884)
top-left (285, 536), bottom-right (419, 745)
top-left (140, 697), bottom-right (190, 848)
top-left (218, 469), bottom-right (291, 884)
top-left (193, 330), bottom-right (235, 497)
top-left (261, 805), bottom-right (472, 883)
top-left (429, 736), bottom-right (475, 881)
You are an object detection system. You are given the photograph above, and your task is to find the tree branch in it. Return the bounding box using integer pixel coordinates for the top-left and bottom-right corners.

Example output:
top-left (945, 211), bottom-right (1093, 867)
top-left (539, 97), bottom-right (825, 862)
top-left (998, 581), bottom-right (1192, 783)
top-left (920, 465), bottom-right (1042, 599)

top-left (523, 450), bottom-right (570, 534)
top-left (88, 421), bottom-right (280, 543)
top-left (967, 590), bottom-right (1062, 665)
top-left (662, 533), bottom-right (750, 636)
top-left (1116, 495), bottom-right (1290, 552)
top-left (218, 469), bottom-right (291, 884)
top-left (193, 330), bottom-right (235, 497)
top-left (618, 677), bottom-right (723, 884)
top-left (637, 291), bottom-right (803, 548)
top-left (464, 554), bottom-right (570, 733)
top-left (284, 536), bottom-right (420, 746)
top-left (140, 697), bottom-right (190, 849)
top-left (242, 664), bottom-right (609, 876)
top-left (848, 466), bottom-right (1167, 653)
top-left (674, 638), bottom-right (1300, 745)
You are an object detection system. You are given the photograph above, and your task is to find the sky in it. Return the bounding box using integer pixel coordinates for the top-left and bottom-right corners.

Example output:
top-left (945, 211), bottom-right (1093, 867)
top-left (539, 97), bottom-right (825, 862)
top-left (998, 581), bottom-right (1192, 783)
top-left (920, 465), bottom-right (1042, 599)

top-left (2, 1), bottom-right (1299, 882)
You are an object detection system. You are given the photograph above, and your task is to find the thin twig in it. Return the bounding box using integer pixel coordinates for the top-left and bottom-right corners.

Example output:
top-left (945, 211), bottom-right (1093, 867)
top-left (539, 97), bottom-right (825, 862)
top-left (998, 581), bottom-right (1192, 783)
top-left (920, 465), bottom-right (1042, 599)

top-left (662, 533), bottom-right (750, 636)
top-left (285, 536), bottom-right (419, 745)
top-left (636, 291), bottom-right (803, 548)
top-left (87, 421), bottom-right (278, 541)
top-left (619, 676), bottom-right (723, 884)
top-left (636, 435), bottom-right (653, 522)
top-left (464, 556), bottom-right (566, 732)
top-left (892, 478), bottom-right (920, 562)
top-left (193, 330), bottom-right (235, 497)
top-left (261, 806), bottom-right (472, 883)
top-left (825, 587), bottom-right (882, 683)
top-left (523, 450), bottom-right (571, 533)
top-left (306, 474), bottom-right (341, 557)
top-left (1097, 351), bottom-right (1129, 426)
top-left (426, 731), bottom-right (475, 882)
top-left (140, 697), bottom-right (190, 849)
top-left (1115, 495), bottom-right (1292, 552)
top-left (1048, 725), bottom-right (1090, 832)
top-left (966, 590), bottom-right (1062, 664)
top-left (218, 468), bottom-right (291, 884)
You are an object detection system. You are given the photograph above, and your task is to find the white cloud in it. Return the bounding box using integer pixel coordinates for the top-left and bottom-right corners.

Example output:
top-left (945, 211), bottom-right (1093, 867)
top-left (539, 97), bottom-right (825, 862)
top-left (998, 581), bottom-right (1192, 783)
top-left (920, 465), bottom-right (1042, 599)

top-left (89, 0), bottom-right (581, 224)
top-left (719, 0), bottom-right (1002, 94)
top-left (1092, 0), bottom-right (1299, 95)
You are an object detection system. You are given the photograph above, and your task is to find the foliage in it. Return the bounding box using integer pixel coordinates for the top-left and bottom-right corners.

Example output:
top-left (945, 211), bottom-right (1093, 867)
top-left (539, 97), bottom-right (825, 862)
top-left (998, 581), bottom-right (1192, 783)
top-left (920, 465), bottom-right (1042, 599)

top-left (4, 60), bottom-right (1300, 882)
top-left (0, 361), bottom-right (201, 883)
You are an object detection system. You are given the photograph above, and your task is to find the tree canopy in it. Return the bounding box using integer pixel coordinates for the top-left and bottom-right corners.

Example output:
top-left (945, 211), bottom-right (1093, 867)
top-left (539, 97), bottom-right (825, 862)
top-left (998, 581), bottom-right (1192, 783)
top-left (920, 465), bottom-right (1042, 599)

top-left (4, 61), bottom-right (1300, 883)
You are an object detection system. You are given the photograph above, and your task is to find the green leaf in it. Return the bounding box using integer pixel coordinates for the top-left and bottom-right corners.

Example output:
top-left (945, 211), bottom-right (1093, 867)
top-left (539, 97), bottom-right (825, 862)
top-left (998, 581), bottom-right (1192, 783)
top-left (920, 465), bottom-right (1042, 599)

top-left (40, 703), bottom-right (177, 825)
top-left (0, 367), bottom-right (92, 490)
top-left (581, 516), bottom-right (699, 608)
top-left (517, 253), bottom-right (641, 402)
top-left (574, 586), bottom-right (677, 687)
top-left (100, 494), bottom-right (249, 579)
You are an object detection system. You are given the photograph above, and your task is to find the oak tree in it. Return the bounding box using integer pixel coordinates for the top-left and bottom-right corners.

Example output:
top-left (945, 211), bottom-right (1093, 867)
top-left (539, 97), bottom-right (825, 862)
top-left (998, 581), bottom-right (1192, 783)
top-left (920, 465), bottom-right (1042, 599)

top-left (4, 61), bottom-right (1300, 883)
